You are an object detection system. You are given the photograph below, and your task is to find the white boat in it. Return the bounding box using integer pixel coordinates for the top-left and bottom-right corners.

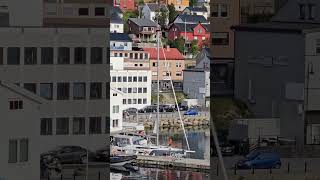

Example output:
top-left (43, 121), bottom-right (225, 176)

top-left (110, 173), bottom-right (123, 180)
top-left (122, 122), bottom-right (145, 131)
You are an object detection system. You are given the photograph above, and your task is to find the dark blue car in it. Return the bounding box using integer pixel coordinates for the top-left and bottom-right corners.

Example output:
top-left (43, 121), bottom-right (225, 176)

top-left (237, 151), bottom-right (281, 169)
top-left (184, 109), bottom-right (198, 116)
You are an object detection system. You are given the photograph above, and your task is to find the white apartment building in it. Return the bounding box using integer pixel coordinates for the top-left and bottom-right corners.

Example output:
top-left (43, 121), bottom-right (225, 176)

top-left (0, 27), bottom-right (109, 180)
top-left (110, 88), bottom-right (123, 133)
top-left (110, 56), bottom-right (152, 110)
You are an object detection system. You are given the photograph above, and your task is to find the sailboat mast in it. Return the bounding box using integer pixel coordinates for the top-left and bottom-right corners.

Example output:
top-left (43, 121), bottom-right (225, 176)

top-left (156, 29), bottom-right (160, 146)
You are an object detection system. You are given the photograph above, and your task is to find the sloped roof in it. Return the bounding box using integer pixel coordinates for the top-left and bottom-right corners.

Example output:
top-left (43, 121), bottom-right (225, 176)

top-left (129, 18), bottom-right (158, 27)
top-left (143, 48), bottom-right (184, 60)
top-left (146, 3), bottom-right (168, 11)
top-left (0, 81), bottom-right (46, 104)
top-left (111, 6), bottom-right (123, 15)
top-left (110, 33), bottom-right (132, 42)
top-left (111, 14), bottom-right (123, 24)
top-left (176, 14), bottom-right (208, 24)
top-left (186, 6), bottom-right (207, 12)
top-left (172, 23), bottom-right (208, 32)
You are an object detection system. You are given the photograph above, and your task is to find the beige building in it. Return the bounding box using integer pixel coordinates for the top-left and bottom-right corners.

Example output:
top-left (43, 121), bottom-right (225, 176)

top-left (210, 0), bottom-right (240, 96)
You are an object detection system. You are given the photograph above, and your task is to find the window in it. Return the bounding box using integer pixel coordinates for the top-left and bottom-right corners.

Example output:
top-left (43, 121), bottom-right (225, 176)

top-left (73, 82), bottom-right (86, 100)
top-left (220, 4), bottom-right (228, 17)
top-left (143, 98), bottom-right (147, 104)
top-left (112, 76), bottom-right (117, 82)
top-left (128, 88), bottom-right (132, 93)
top-left (8, 140), bottom-right (17, 163)
top-left (123, 99), bottom-right (127, 104)
top-left (58, 47), bottom-right (70, 64)
top-left (128, 99), bottom-right (132, 104)
top-left (123, 76), bottom-right (127, 82)
top-left (24, 47), bottom-right (37, 64)
top-left (138, 99), bottom-right (142, 104)
top-left (89, 117), bottom-right (101, 134)
top-left (73, 117), bottom-right (85, 135)
top-left (128, 76), bottom-right (132, 82)
top-left (78, 8), bottom-right (89, 16)
top-left (176, 71), bottom-right (182, 76)
top-left (113, 105), bottom-right (119, 113)
top-left (24, 83), bottom-right (36, 94)
top-left (19, 139), bottom-right (28, 162)
top-left (106, 83), bottom-right (110, 99)
top-left (138, 88), bottom-right (142, 93)
top-left (299, 4), bottom-right (306, 19)
top-left (152, 71), bottom-right (158, 76)
top-left (133, 99), bottom-right (137, 104)
top-left (56, 118), bottom-right (69, 135)
top-left (0, 47), bottom-right (3, 64)
top-left (123, 88), bottom-right (127, 93)
top-left (143, 87), bottom-right (147, 93)
top-left (90, 82), bottom-right (102, 99)
top-left (202, 36), bottom-right (206, 40)
top-left (194, 36), bottom-right (198, 40)
top-left (138, 76), bottom-right (143, 82)
top-left (133, 77), bottom-right (137, 82)
top-left (113, 119), bottom-right (119, 128)
top-left (316, 39), bottom-right (320, 55)
top-left (41, 118), bottom-right (52, 135)
top-left (63, 7), bottom-right (73, 16)
top-left (41, 47), bottom-right (53, 64)
top-left (133, 87), bottom-right (137, 93)
top-left (176, 62), bottom-right (181, 67)
top-left (95, 7), bottom-right (105, 16)
top-left (7, 47), bottom-right (20, 65)
top-left (143, 76), bottom-right (147, 82)
top-left (212, 5), bottom-right (219, 17)
top-left (9, 100), bottom-right (23, 110)
top-left (40, 83), bottom-right (53, 100)
top-left (212, 32), bottom-right (229, 46)
top-left (91, 47), bottom-right (102, 64)
top-left (57, 83), bottom-right (70, 100)
top-left (308, 4), bottom-right (315, 20)
top-left (74, 47), bottom-right (86, 64)
top-left (117, 76), bottom-right (122, 82)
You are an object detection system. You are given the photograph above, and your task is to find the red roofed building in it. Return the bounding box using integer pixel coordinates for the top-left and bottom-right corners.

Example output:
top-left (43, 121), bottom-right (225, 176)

top-left (144, 47), bottom-right (185, 91)
top-left (113, 0), bottom-right (135, 11)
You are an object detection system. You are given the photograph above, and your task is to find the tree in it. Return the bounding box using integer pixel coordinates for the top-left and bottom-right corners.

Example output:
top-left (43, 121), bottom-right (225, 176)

top-left (189, 0), bottom-right (197, 7)
top-left (154, 7), bottom-right (169, 29)
top-left (169, 37), bottom-right (185, 54)
top-left (190, 40), bottom-right (199, 56)
top-left (168, 4), bottom-right (178, 23)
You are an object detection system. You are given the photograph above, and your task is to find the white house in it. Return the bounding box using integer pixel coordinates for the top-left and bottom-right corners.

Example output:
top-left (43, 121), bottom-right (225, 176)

top-left (141, 3), bottom-right (169, 25)
top-left (110, 56), bottom-right (152, 110)
top-left (110, 88), bottom-right (123, 133)
top-left (183, 48), bottom-right (210, 107)
top-left (110, 14), bottom-right (124, 33)
top-left (0, 82), bottom-right (44, 180)
top-left (110, 33), bottom-right (133, 51)
top-left (182, 6), bottom-right (209, 19)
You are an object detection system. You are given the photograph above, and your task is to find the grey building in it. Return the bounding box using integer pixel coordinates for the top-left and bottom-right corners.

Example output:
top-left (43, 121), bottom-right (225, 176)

top-left (232, 0), bottom-right (320, 146)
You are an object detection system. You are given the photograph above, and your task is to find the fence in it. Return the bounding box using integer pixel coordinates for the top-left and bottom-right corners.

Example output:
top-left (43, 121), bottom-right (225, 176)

top-left (42, 170), bottom-right (109, 180)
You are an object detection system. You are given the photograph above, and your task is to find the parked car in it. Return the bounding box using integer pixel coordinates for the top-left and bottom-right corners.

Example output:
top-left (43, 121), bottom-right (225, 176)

top-left (220, 143), bottom-right (235, 156)
top-left (184, 108), bottom-right (198, 116)
top-left (124, 108), bottom-right (138, 115)
top-left (175, 104), bottom-right (188, 111)
top-left (237, 151), bottom-right (281, 169)
top-left (41, 146), bottom-right (95, 165)
top-left (95, 146), bottom-right (109, 162)
top-left (159, 105), bottom-right (175, 112)
top-left (138, 105), bottom-right (157, 113)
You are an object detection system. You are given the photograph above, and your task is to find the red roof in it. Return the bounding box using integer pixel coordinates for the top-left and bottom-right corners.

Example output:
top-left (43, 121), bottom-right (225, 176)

top-left (143, 48), bottom-right (184, 60)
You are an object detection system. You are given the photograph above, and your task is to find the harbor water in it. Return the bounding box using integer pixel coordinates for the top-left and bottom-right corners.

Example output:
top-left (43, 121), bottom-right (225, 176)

top-left (111, 127), bottom-right (210, 180)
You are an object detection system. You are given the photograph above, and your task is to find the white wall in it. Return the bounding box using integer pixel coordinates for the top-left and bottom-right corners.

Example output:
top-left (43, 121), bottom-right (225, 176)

top-left (8, 0), bottom-right (43, 26)
top-left (110, 40), bottom-right (133, 51)
top-left (110, 23), bottom-right (124, 33)
top-left (111, 56), bottom-right (125, 70)
top-left (0, 86), bottom-right (41, 180)
top-left (110, 88), bottom-right (123, 133)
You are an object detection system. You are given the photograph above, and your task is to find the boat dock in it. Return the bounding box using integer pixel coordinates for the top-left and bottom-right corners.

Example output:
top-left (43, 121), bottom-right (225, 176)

top-left (134, 155), bottom-right (210, 172)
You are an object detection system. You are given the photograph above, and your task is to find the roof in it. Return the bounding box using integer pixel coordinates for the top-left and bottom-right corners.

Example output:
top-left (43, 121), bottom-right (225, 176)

top-left (146, 3), bottom-right (168, 11)
top-left (111, 14), bottom-right (123, 24)
top-left (110, 33), bottom-right (132, 42)
top-left (176, 14), bottom-right (208, 24)
top-left (111, 6), bottom-right (123, 14)
top-left (172, 23), bottom-right (208, 32)
top-left (143, 48), bottom-right (184, 60)
top-left (0, 81), bottom-right (46, 104)
top-left (186, 6), bottom-right (207, 12)
top-left (128, 18), bottom-right (158, 27)
top-left (232, 22), bottom-right (320, 33)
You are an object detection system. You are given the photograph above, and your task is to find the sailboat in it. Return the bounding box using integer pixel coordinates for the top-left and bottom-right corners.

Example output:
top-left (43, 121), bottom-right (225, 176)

top-left (111, 25), bottom-right (195, 158)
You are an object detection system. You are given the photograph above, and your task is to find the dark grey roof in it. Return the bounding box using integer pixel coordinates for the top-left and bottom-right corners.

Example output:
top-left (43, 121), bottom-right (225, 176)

top-left (232, 22), bottom-right (320, 33)
top-left (177, 14), bottom-right (208, 24)
top-left (111, 6), bottom-right (123, 14)
top-left (146, 3), bottom-right (167, 11)
top-left (110, 33), bottom-right (133, 42)
top-left (111, 14), bottom-right (123, 24)
top-left (186, 6), bottom-right (207, 12)
top-left (172, 23), bottom-right (208, 32)
top-left (128, 18), bottom-right (158, 27)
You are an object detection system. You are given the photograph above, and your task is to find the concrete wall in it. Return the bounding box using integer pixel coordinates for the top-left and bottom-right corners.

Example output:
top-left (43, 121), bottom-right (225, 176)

top-left (8, 0), bottom-right (43, 26)
top-left (234, 30), bottom-right (305, 145)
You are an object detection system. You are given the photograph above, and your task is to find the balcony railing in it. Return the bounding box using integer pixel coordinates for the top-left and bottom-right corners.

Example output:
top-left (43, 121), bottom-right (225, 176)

top-left (110, 46), bottom-right (125, 50)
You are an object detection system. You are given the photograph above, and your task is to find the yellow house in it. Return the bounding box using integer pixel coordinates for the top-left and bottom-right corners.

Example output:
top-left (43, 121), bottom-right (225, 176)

top-left (167, 0), bottom-right (189, 11)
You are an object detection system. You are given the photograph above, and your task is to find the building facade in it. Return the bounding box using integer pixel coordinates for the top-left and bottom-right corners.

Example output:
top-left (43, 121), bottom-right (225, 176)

top-left (110, 88), bottom-right (123, 133)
